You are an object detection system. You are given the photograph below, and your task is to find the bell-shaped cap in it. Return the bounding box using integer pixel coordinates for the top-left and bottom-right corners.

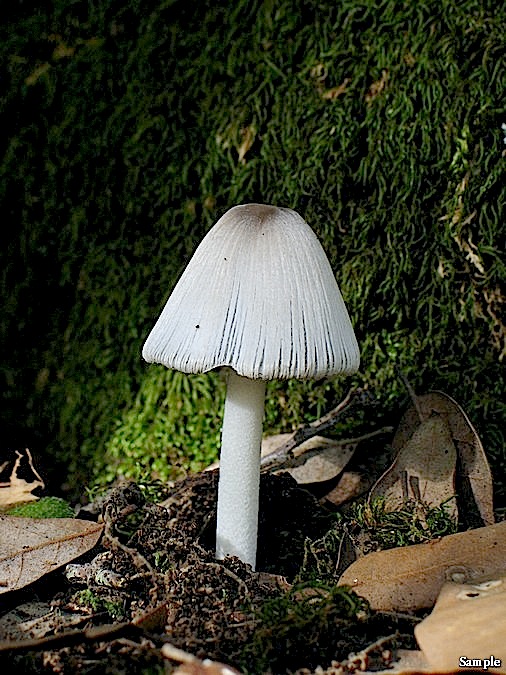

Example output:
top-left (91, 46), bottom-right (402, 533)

top-left (142, 204), bottom-right (360, 380)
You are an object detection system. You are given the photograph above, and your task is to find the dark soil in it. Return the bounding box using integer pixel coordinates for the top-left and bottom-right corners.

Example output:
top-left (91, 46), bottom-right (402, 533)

top-left (2, 473), bottom-right (418, 674)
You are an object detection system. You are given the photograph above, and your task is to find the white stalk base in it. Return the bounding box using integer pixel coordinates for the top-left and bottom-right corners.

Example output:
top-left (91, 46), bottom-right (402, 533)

top-left (216, 370), bottom-right (266, 569)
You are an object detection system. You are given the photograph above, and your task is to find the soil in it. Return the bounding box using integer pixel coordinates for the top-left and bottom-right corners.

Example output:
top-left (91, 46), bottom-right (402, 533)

top-left (2, 472), bottom-right (419, 674)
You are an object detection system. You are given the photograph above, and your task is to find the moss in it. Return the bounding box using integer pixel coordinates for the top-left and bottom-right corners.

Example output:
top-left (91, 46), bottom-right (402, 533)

top-left (7, 496), bottom-right (75, 518)
top-left (297, 497), bottom-right (458, 584)
top-left (240, 581), bottom-right (369, 674)
top-left (350, 496), bottom-right (459, 549)
top-left (99, 369), bottom-right (225, 484)
top-left (73, 589), bottom-right (126, 621)
top-left (0, 0), bottom-right (504, 502)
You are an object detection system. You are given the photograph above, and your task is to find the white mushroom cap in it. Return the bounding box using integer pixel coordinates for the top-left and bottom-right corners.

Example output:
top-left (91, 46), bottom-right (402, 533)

top-left (143, 204), bottom-right (359, 379)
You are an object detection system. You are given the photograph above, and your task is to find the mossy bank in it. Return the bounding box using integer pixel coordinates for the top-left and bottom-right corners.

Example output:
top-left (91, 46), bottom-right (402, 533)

top-left (1, 0), bottom-right (505, 504)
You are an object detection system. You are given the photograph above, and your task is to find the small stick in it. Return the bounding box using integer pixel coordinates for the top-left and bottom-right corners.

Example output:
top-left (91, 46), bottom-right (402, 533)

top-left (265, 426), bottom-right (394, 474)
top-left (260, 389), bottom-right (368, 472)
top-left (0, 622), bottom-right (138, 654)
top-left (101, 509), bottom-right (163, 605)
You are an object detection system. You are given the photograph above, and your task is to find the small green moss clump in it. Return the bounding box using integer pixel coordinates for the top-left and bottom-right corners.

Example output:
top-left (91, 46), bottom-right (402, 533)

top-left (73, 589), bottom-right (125, 622)
top-left (7, 496), bottom-right (75, 519)
top-left (351, 496), bottom-right (458, 550)
top-left (240, 582), bottom-right (369, 674)
top-left (297, 497), bottom-right (458, 583)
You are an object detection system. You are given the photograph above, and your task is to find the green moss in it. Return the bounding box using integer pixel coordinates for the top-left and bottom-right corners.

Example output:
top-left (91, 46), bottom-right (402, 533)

top-left (73, 589), bottom-right (125, 621)
top-left (240, 581), bottom-right (368, 674)
top-left (351, 496), bottom-right (459, 549)
top-left (297, 497), bottom-right (458, 584)
top-left (0, 0), bottom-right (504, 501)
top-left (7, 496), bottom-right (75, 519)
top-left (98, 369), bottom-right (225, 484)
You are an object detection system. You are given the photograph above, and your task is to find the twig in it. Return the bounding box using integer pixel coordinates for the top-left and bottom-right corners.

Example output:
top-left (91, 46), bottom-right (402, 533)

top-left (334, 524), bottom-right (350, 578)
top-left (273, 426), bottom-right (394, 474)
top-left (260, 389), bottom-right (375, 473)
top-left (101, 511), bottom-right (162, 602)
top-left (379, 610), bottom-right (422, 623)
top-left (360, 632), bottom-right (401, 655)
top-left (0, 621), bottom-right (139, 654)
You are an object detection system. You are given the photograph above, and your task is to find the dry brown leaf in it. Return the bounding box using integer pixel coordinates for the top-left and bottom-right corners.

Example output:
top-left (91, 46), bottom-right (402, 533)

top-left (0, 515), bottom-right (103, 593)
top-left (256, 571), bottom-right (292, 593)
top-left (261, 433), bottom-right (344, 465)
top-left (0, 449), bottom-right (44, 508)
top-left (392, 391), bottom-right (494, 526)
top-left (369, 416), bottom-right (458, 522)
top-left (260, 432), bottom-right (292, 458)
top-left (324, 431), bottom-right (395, 506)
top-left (280, 437), bottom-right (357, 484)
top-left (338, 520), bottom-right (506, 611)
top-left (0, 601), bottom-right (90, 641)
top-left (324, 471), bottom-right (369, 506)
top-left (415, 574), bottom-right (506, 673)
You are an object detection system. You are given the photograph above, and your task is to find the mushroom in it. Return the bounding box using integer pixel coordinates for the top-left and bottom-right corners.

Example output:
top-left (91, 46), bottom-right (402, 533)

top-left (142, 204), bottom-right (360, 569)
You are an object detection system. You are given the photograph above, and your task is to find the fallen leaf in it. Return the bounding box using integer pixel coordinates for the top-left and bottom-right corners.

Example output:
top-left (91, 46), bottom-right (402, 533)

top-left (324, 433), bottom-right (395, 506)
top-left (324, 471), bottom-right (368, 506)
top-left (0, 601), bottom-right (89, 641)
top-left (338, 521), bottom-right (506, 611)
top-left (173, 661), bottom-right (242, 675)
top-left (279, 437), bottom-right (357, 484)
top-left (260, 432), bottom-right (293, 458)
top-left (415, 574), bottom-right (506, 673)
top-left (0, 620), bottom-right (134, 653)
top-left (369, 416), bottom-right (458, 523)
top-left (256, 571), bottom-right (291, 592)
top-left (0, 515), bottom-right (103, 593)
top-left (392, 391), bottom-right (494, 526)
top-left (0, 449), bottom-right (44, 508)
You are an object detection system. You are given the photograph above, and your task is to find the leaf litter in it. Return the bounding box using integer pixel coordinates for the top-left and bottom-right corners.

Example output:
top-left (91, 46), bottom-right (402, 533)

top-left (0, 516), bottom-right (103, 593)
top-left (415, 573), bottom-right (506, 672)
top-left (0, 388), bottom-right (504, 674)
top-left (0, 448), bottom-right (45, 508)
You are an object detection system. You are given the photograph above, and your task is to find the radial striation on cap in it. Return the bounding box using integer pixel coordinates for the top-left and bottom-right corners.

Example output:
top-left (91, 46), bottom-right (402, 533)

top-left (142, 204), bottom-right (360, 380)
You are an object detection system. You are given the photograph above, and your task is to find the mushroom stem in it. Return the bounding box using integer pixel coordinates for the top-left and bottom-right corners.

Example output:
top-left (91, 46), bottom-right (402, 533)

top-left (216, 369), bottom-right (266, 569)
